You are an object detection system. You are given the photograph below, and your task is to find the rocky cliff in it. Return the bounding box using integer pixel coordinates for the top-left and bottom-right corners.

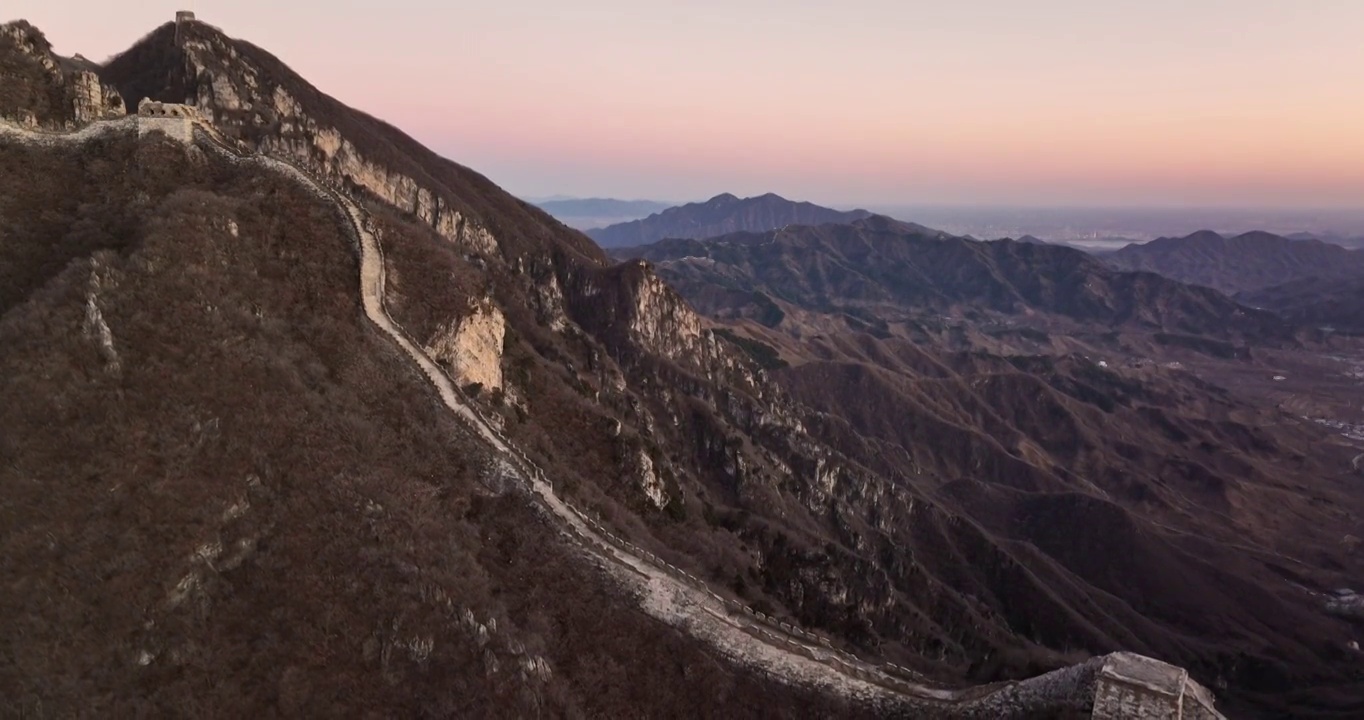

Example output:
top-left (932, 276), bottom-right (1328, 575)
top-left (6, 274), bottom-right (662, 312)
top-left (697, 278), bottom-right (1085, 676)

top-left (104, 22), bottom-right (497, 257)
top-left (426, 298), bottom-right (507, 391)
top-left (0, 21), bottom-right (125, 128)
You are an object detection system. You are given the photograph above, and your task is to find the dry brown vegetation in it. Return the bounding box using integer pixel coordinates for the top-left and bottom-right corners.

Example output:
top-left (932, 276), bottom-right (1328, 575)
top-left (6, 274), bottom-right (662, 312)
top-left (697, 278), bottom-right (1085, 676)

top-left (615, 219), bottom-right (1364, 717)
top-left (0, 22), bottom-right (69, 123)
top-left (0, 135), bottom-right (883, 717)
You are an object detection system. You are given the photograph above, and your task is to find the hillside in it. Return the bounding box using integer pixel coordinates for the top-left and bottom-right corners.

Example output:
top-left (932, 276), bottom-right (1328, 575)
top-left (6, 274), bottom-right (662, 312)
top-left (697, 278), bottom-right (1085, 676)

top-left (587, 192), bottom-right (878, 247)
top-left (3, 14), bottom-right (1364, 718)
top-left (615, 216), bottom-right (1364, 718)
top-left (1103, 230), bottom-right (1364, 295)
top-left (1239, 276), bottom-right (1364, 332)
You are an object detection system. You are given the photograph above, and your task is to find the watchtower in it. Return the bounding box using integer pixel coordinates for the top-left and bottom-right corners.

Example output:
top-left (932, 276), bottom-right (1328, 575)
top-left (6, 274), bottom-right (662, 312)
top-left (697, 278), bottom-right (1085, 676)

top-left (1092, 653), bottom-right (1224, 719)
top-left (175, 11), bottom-right (195, 46)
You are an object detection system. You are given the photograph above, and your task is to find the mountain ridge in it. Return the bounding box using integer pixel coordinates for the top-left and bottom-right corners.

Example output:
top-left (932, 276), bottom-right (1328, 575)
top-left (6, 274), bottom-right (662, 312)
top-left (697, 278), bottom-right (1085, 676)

top-left (615, 217), bottom-right (1291, 340)
top-left (1103, 229), bottom-right (1364, 295)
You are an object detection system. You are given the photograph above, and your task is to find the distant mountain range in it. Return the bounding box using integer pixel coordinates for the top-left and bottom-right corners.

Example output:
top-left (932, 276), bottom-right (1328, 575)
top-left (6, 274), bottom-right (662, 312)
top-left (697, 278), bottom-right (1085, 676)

top-left (613, 216), bottom-right (1286, 339)
top-left (533, 197), bottom-right (674, 230)
top-left (1286, 231), bottom-right (1364, 250)
top-left (587, 193), bottom-right (876, 247)
top-left (1102, 230), bottom-right (1364, 295)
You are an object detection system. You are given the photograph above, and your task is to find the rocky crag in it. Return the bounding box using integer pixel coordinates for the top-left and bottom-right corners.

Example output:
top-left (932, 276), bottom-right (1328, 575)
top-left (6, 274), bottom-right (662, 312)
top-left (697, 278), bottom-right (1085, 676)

top-left (0, 21), bottom-right (125, 129)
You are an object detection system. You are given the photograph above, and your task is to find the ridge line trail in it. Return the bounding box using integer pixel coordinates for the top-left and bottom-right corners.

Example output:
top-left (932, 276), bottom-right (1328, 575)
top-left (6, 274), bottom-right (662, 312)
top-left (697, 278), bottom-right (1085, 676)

top-left (2, 117), bottom-right (1114, 714)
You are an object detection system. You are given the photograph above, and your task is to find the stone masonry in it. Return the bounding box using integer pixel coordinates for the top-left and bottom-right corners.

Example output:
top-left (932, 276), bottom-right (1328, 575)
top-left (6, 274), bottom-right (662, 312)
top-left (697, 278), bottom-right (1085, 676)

top-left (136, 99), bottom-right (197, 143)
top-left (1092, 653), bottom-right (1224, 719)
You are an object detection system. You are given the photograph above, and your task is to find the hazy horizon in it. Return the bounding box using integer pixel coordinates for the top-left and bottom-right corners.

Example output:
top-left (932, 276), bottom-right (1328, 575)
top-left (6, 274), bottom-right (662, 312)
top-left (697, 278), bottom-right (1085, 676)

top-left (538, 193), bottom-right (1364, 243)
top-left (13, 1), bottom-right (1364, 209)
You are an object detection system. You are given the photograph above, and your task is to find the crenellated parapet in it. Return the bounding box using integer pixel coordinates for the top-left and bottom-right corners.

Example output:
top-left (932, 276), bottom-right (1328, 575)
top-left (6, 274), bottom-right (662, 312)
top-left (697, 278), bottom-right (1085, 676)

top-left (137, 99), bottom-right (198, 119)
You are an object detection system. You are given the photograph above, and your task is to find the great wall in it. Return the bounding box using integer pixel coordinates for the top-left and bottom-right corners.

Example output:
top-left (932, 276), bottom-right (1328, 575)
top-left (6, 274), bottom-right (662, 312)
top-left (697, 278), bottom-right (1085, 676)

top-left (0, 66), bottom-right (1225, 717)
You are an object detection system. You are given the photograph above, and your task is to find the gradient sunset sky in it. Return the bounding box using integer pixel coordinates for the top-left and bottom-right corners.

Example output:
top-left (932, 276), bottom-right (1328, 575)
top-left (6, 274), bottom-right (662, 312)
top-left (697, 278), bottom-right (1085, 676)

top-left (12, 0), bottom-right (1364, 207)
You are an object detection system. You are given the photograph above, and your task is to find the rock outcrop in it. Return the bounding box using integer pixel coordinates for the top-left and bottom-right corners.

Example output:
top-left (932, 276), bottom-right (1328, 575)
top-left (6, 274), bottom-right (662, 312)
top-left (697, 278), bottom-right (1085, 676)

top-left (0, 21), bottom-right (125, 129)
top-left (101, 21), bottom-right (498, 257)
top-left (426, 299), bottom-right (506, 392)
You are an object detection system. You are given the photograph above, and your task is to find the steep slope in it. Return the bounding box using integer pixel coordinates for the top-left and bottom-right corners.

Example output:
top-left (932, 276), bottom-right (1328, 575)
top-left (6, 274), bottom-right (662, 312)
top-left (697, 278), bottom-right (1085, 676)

top-left (3, 14), bottom-right (1361, 718)
top-left (587, 192), bottom-right (880, 247)
top-left (102, 20), bottom-right (600, 268)
top-left (1104, 230), bottom-right (1364, 295)
top-left (0, 119), bottom-right (901, 719)
top-left (618, 218), bottom-right (1364, 717)
top-left (616, 217), bottom-right (1289, 340)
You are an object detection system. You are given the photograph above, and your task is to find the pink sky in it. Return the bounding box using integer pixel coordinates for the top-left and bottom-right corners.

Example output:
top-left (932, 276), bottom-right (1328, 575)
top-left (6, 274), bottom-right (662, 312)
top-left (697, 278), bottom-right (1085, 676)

top-left (10, 0), bottom-right (1364, 207)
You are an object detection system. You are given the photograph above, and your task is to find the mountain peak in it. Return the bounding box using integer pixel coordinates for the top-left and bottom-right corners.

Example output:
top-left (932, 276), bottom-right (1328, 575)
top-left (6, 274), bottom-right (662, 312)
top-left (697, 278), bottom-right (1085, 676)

top-left (1185, 229), bottom-right (1225, 242)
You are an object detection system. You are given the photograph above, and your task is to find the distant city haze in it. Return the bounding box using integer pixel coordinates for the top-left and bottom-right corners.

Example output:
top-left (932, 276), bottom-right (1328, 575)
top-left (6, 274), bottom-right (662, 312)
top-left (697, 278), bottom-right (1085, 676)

top-left (16, 1), bottom-right (1364, 209)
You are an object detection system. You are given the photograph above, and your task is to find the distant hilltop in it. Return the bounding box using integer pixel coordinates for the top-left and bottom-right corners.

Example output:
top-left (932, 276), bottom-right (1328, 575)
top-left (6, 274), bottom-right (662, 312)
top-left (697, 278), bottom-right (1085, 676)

top-left (587, 192), bottom-right (873, 247)
top-left (1103, 229), bottom-right (1364, 295)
